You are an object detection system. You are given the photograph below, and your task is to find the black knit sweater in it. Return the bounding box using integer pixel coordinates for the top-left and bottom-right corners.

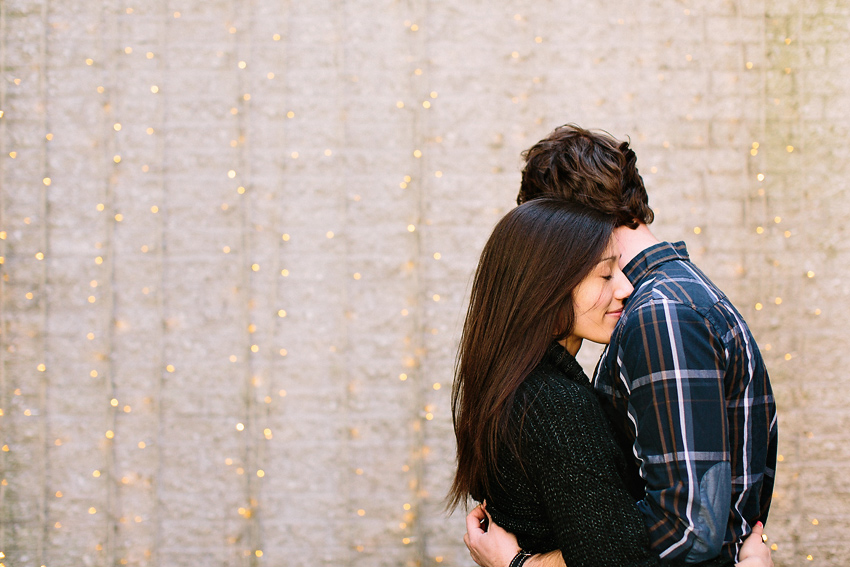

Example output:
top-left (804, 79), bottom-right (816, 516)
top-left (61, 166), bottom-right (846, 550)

top-left (485, 343), bottom-right (734, 567)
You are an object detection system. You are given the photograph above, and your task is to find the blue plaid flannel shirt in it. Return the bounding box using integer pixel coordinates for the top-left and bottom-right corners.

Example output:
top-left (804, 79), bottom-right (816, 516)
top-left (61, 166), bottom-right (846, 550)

top-left (594, 241), bottom-right (778, 563)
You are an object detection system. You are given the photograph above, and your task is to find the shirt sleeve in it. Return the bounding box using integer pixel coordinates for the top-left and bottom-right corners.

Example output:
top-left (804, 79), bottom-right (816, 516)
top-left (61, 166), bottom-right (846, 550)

top-left (521, 382), bottom-right (660, 567)
top-left (618, 299), bottom-right (732, 562)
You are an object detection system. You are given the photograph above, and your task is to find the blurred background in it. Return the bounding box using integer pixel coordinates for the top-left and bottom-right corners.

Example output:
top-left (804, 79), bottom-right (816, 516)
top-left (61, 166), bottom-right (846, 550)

top-left (1, 0), bottom-right (848, 565)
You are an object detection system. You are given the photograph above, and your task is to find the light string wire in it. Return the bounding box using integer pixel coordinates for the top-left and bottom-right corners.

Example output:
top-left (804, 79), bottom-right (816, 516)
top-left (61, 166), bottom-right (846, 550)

top-left (98, 2), bottom-right (121, 562)
top-left (785, 1), bottom-right (802, 558)
top-left (793, 0), bottom-right (810, 361)
top-left (233, 8), bottom-right (253, 562)
top-left (731, 0), bottom-right (770, 322)
top-left (247, 0), bottom-right (283, 559)
top-left (262, 2), bottom-right (292, 562)
top-left (151, 0), bottom-right (171, 563)
top-left (755, 0), bottom-right (769, 299)
top-left (779, 1), bottom-right (807, 559)
top-left (337, 1), bottom-right (355, 562)
top-left (409, 3), bottom-right (428, 562)
top-left (232, 0), bottom-right (264, 561)
top-left (0, 0), bottom-right (8, 555)
top-left (735, 0), bottom-right (766, 297)
top-left (37, 0), bottom-right (51, 564)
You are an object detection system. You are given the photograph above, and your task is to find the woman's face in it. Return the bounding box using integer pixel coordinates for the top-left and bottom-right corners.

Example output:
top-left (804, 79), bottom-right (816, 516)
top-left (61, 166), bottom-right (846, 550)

top-left (562, 240), bottom-right (633, 354)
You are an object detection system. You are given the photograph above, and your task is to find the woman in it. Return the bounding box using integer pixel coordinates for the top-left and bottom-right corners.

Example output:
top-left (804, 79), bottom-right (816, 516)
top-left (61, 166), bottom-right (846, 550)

top-left (449, 199), bottom-right (771, 567)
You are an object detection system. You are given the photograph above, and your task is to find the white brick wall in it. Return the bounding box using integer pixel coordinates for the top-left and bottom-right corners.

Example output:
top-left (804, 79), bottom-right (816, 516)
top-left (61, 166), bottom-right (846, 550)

top-left (0, 1), bottom-right (846, 565)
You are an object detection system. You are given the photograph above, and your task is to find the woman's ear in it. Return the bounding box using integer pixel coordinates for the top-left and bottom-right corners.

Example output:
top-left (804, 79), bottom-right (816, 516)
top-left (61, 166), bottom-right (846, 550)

top-left (551, 302), bottom-right (571, 340)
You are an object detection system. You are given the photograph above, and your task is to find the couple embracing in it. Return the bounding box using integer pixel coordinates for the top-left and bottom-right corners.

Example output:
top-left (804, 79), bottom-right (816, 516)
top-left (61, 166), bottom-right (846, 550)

top-left (449, 125), bottom-right (777, 567)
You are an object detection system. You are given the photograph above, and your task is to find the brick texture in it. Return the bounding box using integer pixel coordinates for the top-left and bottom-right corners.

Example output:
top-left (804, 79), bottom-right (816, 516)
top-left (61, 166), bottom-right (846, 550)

top-left (0, 1), bottom-right (847, 566)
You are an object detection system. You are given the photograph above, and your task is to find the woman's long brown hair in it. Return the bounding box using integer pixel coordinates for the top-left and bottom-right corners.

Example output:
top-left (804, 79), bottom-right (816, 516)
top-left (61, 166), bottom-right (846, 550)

top-left (447, 198), bottom-right (614, 511)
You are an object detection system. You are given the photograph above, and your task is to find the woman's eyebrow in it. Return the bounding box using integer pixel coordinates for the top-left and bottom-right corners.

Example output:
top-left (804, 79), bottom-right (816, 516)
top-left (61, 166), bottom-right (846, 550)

top-left (597, 254), bottom-right (619, 264)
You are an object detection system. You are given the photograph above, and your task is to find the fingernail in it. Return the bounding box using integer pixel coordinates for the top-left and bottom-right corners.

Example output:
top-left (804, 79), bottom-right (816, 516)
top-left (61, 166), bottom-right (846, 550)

top-left (756, 521), bottom-right (763, 528)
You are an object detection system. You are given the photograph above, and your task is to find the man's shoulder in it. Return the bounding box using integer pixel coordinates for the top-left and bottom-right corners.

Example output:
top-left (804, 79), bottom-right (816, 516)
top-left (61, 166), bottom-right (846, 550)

top-left (620, 255), bottom-right (760, 357)
top-left (630, 256), bottom-right (729, 316)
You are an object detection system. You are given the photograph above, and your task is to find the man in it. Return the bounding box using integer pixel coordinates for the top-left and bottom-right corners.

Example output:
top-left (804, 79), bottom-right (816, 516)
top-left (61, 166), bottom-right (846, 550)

top-left (464, 125), bottom-right (777, 566)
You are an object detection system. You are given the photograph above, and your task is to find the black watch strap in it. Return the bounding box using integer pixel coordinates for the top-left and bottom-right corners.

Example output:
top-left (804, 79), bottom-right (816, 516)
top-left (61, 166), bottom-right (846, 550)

top-left (509, 550), bottom-right (533, 567)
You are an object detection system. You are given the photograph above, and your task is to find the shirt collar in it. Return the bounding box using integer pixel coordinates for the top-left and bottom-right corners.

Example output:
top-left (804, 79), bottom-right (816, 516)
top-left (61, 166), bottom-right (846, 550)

top-left (623, 241), bottom-right (690, 285)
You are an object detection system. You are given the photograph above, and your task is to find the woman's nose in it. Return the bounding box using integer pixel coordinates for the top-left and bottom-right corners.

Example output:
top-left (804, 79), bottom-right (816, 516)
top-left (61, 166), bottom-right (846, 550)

top-left (615, 272), bottom-right (633, 300)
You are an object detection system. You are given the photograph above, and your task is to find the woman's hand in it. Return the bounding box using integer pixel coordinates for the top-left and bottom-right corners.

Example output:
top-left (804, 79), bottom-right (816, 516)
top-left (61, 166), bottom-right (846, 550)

top-left (735, 522), bottom-right (773, 567)
top-left (464, 502), bottom-right (520, 567)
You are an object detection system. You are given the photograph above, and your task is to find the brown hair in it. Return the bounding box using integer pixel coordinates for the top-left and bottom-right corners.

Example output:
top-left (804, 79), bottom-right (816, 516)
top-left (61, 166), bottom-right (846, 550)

top-left (517, 123), bottom-right (653, 229)
top-left (447, 198), bottom-right (614, 511)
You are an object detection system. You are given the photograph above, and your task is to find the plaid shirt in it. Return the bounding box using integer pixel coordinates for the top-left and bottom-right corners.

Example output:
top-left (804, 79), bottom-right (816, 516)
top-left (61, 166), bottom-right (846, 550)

top-left (594, 241), bottom-right (777, 563)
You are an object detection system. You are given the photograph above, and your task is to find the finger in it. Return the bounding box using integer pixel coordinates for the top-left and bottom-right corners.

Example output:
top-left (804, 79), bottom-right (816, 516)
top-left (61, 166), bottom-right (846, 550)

top-left (751, 521), bottom-right (769, 545)
top-left (466, 507), bottom-right (486, 535)
top-left (468, 505), bottom-right (486, 522)
top-left (483, 504), bottom-right (494, 524)
top-left (478, 500), bottom-right (496, 527)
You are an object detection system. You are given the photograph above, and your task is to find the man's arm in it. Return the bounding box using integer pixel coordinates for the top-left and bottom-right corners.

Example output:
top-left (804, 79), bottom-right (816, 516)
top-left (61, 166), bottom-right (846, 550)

top-left (618, 300), bottom-right (731, 562)
top-left (525, 551), bottom-right (565, 567)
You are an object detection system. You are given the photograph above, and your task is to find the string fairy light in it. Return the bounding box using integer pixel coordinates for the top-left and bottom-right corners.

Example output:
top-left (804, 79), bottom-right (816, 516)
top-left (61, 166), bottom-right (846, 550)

top-left (30, 2), bottom-right (53, 564)
top-left (223, 6), bottom-right (281, 560)
top-left (143, 6), bottom-right (172, 562)
top-left (0, 3), bottom-right (841, 565)
top-left (735, 6), bottom-right (813, 561)
top-left (0, 0), bottom-right (10, 558)
top-left (88, 4), bottom-right (131, 561)
top-left (398, 5), bottom-right (436, 560)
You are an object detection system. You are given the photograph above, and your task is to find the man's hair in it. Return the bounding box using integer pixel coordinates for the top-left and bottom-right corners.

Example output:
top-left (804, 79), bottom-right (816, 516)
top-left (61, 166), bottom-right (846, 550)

top-left (517, 123), bottom-right (654, 228)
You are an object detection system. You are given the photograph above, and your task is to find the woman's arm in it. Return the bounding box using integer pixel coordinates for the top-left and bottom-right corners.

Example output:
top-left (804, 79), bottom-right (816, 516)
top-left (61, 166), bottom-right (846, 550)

top-left (466, 514), bottom-right (771, 567)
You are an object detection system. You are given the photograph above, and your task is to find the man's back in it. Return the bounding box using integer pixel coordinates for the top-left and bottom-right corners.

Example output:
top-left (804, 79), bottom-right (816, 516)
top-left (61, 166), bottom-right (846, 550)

top-left (594, 241), bottom-right (778, 562)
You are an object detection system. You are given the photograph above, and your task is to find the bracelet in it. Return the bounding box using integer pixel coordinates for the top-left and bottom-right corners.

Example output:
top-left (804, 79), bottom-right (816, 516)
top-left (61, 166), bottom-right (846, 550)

top-left (508, 550), bottom-right (532, 567)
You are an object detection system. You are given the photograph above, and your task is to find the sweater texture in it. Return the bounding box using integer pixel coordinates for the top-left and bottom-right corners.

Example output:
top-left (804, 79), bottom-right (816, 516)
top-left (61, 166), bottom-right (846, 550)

top-left (484, 342), bottom-right (734, 567)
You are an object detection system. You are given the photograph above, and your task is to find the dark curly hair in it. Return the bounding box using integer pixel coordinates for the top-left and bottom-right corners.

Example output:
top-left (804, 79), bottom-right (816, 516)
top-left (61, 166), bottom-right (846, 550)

top-left (517, 124), bottom-right (653, 229)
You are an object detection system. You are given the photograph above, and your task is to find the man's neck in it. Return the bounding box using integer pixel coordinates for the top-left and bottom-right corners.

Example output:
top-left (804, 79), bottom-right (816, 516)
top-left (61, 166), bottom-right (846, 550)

top-left (612, 223), bottom-right (661, 270)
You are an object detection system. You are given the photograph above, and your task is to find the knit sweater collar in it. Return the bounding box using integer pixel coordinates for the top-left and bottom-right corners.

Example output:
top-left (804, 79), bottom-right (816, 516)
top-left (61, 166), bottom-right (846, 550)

top-left (542, 341), bottom-right (588, 385)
